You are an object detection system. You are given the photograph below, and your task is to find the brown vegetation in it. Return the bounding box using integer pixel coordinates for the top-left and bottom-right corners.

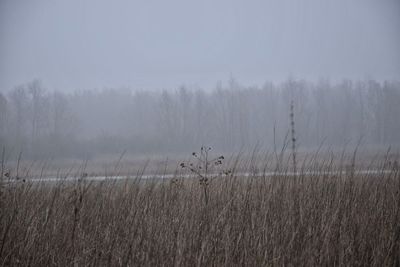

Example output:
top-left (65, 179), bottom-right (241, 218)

top-left (0, 153), bottom-right (399, 266)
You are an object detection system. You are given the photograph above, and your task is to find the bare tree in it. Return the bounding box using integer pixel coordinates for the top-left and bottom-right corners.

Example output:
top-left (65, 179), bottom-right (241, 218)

top-left (0, 93), bottom-right (7, 142)
top-left (51, 91), bottom-right (69, 137)
top-left (28, 80), bottom-right (47, 141)
top-left (9, 85), bottom-right (28, 145)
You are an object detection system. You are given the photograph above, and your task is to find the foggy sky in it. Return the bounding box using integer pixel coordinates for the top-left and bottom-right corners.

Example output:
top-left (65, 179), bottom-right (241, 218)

top-left (1, 0), bottom-right (399, 92)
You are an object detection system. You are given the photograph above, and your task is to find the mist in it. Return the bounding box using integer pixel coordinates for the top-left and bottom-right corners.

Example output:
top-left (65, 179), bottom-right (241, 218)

top-left (0, 79), bottom-right (399, 160)
top-left (1, 0), bottom-right (399, 91)
top-left (0, 0), bottom-right (400, 160)
top-left (2, 2), bottom-right (400, 264)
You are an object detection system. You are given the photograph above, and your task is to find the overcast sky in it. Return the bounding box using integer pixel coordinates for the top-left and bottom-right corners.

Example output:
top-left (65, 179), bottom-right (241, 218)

top-left (0, 0), bottom-right (399, 91)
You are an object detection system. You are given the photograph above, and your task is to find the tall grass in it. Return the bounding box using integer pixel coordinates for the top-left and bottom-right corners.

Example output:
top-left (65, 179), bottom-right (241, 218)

top-left (0, 152), bottom-right (399, 266)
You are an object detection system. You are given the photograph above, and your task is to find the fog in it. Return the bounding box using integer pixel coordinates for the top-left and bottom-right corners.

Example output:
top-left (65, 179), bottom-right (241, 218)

top-left (0, 1), bottom-right (400, 159)
top-left (0, 79), bottom-right (399, 159)
top-left (1, 0), bottom-right (399, 91)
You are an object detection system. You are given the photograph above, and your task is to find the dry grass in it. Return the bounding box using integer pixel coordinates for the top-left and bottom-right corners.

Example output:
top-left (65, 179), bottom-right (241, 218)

top-left (0, 154), bottom-right (400, 266)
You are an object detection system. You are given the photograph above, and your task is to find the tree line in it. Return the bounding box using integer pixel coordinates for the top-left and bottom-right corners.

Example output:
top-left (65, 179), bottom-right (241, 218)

top-left (0, 79), bottom-right (399, 159)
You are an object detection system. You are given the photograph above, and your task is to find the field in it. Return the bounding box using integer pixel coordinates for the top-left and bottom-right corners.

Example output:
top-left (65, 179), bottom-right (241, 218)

top-left (2, 0), bottom-right (399, 265)
top-left (0, 150), bottom-right (399, 266)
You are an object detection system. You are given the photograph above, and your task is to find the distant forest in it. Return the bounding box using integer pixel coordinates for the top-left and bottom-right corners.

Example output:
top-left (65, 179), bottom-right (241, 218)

top-left (0, 79), bottom-right (399, 159)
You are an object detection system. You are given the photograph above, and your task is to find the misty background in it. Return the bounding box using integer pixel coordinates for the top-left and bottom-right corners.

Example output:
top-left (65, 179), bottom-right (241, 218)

top-left (0, 0), bottom-right (400, 159)
top-left (0, 79), bottom-right (399, 159)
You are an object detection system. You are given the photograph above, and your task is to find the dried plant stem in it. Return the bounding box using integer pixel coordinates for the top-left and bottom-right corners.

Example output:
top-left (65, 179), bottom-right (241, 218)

top-left (290, 100), bottom-right (297, 175)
